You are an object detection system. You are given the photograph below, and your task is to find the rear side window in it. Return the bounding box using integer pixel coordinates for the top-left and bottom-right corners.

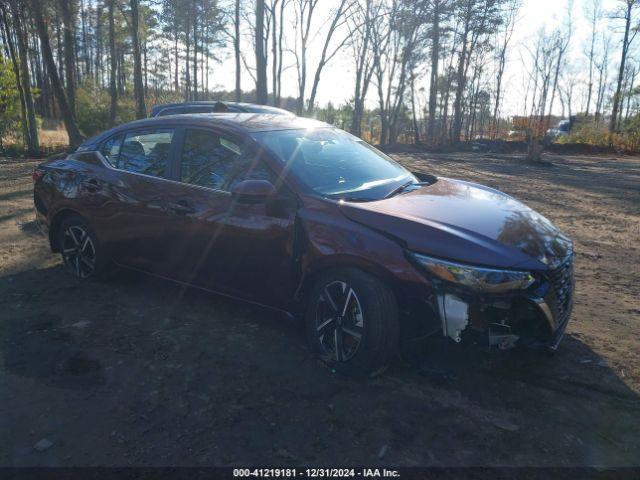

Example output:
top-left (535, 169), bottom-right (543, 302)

top-left (179, 128), bottom-right (274, 191)
top-left (118, 129), bottom-right (174, 178)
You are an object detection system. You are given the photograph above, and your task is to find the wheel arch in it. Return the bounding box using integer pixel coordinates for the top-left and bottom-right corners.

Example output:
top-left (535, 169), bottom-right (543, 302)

top-left (294, 255), bottom-right (440, 342)
top-left (294, 255), bottom-right (405, 314)
top-left (48, 208), bottom-right (86, 253)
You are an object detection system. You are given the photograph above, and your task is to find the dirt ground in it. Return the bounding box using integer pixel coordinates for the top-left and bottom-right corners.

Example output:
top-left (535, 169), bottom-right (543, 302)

top-left (0, 151), bottom-right (639, 468)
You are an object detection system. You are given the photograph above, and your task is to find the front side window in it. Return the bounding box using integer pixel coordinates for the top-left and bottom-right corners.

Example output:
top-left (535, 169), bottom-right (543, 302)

top-left (99, 134), bottom-right (124, 166)
top-left (252, 128), bottom-right (414, 201)
top-left (179, 129), bottom-right (273, 191)
top-left (118, 129), bottom-right (174, 178)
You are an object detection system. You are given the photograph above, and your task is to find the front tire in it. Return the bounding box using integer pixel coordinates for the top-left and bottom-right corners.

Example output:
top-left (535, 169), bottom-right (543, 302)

top-left (305, 268), bottom-right (399, 376)
top-left (58, 215), bottom-right (108, 280)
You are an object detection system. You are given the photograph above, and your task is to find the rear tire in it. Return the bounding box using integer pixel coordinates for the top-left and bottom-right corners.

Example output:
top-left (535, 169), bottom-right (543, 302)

top-left (305, 268), bottom-right (399, 376)
top-left (57, 215), bottom-right (109, 280)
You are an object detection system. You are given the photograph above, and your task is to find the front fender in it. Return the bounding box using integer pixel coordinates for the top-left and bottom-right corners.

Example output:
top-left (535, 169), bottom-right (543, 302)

top-left (292, 197), bottom-right (433, 311)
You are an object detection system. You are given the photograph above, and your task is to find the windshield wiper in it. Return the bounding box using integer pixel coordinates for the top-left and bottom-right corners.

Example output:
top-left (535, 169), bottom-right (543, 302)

top-left (384, 181), bottom-right (431, 199)
top-left (340, 196), bottom-right (373, 202)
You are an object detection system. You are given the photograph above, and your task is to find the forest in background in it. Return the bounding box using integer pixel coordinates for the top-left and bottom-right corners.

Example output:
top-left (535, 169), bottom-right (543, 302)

top-left (2, 0), bottom-right (640, 157)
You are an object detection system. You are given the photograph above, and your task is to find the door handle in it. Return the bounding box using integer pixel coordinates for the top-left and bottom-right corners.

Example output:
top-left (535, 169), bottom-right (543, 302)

top-left (83, 178), bottom-right (100, 192)
top-left (167, 200), bottom-right (195, 215)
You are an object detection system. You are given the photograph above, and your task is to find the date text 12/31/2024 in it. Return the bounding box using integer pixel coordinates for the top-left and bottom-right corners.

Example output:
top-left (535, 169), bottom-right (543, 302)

top-left (233, 469), bottom-right (401, 478)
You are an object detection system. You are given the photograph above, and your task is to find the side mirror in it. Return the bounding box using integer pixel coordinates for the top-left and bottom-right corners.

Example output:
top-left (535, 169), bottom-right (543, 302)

top-left (231, 179), bottom-right (277, 202)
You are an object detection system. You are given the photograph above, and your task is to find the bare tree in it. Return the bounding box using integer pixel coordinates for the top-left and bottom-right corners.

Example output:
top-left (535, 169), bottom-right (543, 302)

top-left (623, 63), bottom-right (638, 121)
top-left (29, 0), bottom-right (83, 147)
top-left (2, 1), bottom-right (39, 153)
top-left (609, 0), bottom-right (638, 135)
top-left (595, 33), bottom-right (611, 124)
top-left (426, 0), bottom-right (452, 144)
top-left (492, 0), bottom-right (520, 139)
top-left (255, 0), bottom-right (268, 104)
top-left (306, 0), bottom-right (352, 113)
top-left (267, 0), bottom-right (288, 105)
top-left (371, 0), bottom-right (423, 145)
top-left (348, 0), bottom-right (376, 136)
top-left (59, 0), bottom-right (78, 114)
top-left (0, 4), bottom-right (29, 147)
top-left (275, 0), bottom-right (286, 102)
top-left (108, 0), bottom-right (117, 126)
top-left (291, 0), bottom-right (318, 114)
top-left (559, 71), bottom-right (578, 120)
top-left (583, 0), bottom-right (601, 116)
top-left (130, 0), bottom-right (146, 118)
top-left (521, 28), bottom-right (563, 162)
top-left (409, 61), bottom-right (420, 143)
top-left (450, 0), bottom-right (500, 143)
top-left (545, 1), bottom-right (572, 125)
top-left (235, 0), bottom-right (242, 101)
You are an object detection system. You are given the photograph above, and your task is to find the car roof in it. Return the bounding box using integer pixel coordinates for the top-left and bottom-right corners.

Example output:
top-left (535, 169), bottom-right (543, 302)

top-left (150, 101), bottom-right (292, 116)
top-left (80, 113), bottom-right (331, 148)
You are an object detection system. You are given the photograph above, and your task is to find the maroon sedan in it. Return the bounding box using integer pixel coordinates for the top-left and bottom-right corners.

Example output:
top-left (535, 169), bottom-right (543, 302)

top-left (33, 114), bottom-right (574, 374)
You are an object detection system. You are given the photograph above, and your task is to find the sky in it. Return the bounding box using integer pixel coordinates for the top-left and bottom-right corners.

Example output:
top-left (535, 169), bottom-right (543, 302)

top-left (210, 0), bottom-right (624, 116)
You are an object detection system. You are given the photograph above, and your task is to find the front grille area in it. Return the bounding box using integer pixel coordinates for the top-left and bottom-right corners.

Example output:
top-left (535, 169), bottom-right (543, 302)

top-left (547, 255), bottom-right (574, 324)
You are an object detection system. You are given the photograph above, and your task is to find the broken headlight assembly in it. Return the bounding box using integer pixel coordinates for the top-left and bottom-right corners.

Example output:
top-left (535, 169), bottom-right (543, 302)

top-left (412, 253), bottom-right (535, 293)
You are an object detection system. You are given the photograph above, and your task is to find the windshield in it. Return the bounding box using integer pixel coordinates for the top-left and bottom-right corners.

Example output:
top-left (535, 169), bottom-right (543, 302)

top-left (252, 128), bottom-right (415, 201)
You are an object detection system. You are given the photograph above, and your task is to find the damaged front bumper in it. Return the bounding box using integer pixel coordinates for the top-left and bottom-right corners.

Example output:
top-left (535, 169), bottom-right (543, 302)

top-left (433, 257), bottom-right (574, 351)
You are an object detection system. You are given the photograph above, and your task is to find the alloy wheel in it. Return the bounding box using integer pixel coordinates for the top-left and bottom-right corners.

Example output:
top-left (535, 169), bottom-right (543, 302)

top-left (62, 225), bottom-right (96, 278)
top-left (315, 280), bottom-right (364, 362)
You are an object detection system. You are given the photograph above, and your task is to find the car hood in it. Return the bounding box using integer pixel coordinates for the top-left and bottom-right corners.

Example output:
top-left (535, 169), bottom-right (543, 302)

top-left (339, 177), bottom-right (572, 270)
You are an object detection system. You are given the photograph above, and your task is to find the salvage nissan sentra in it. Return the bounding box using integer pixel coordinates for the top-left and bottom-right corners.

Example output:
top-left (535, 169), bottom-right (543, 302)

top-left (33, 113), bottom-right (574, 374)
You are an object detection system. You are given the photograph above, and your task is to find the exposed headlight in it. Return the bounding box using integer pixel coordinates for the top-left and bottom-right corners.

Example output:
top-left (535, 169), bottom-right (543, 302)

top-left (412, 253), bottom-right (535, 293)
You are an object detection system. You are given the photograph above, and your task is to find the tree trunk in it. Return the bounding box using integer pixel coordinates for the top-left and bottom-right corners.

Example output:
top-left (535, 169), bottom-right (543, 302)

top-left (609, 0), bottom-right (633, 135)
top-left (584, 3), bottom-right (597, 116)
top-left (271, 0), bottom-right (279, 105)
top-left (55, 14), bottom-right (64, 83)
top-left (95, 3), bottom-right (103, 87)
top-left (174, 28), bottom-right (179, 92)
top-left (0, 6), bottom-right (29, 148)
top-left (234, 0), bottom-right (241, 102)
top-left (451, 30), bottom-right (468, 143)
top-left (276, 0), bottom-right (285, 103)
top-left (306, 0), bottom-right (348, 114)
top-left (143, 35), bottom-right (148, 94)
top-left (30, 0), bottom-right (83, 147)
top-left (108, 0), bottom-right (117, 126)
top-left (59, 0), bottom-right (77, 115)
top-left (492, 1), bottom-right (517, 140)
top-left (526, 135), bottom-right (544, 163)
top-left (255, 0), bottom-right (268, 104)
top-left (350, 0), bottom-right (372, 137)
top-left (184, 23), bottom-right (190, 100)
top-left (80, 0), bottom-right (90, 78)
top-left (130, 0), bottom-right (146, 118)
top-left (410, 66), bottom-right (419, 144)
top-left (192, 11), bottom-right (198, 100)
top-left (13, 5), bottom-right (40, 153)
top-left (426, 0), bottom-right (440, 144)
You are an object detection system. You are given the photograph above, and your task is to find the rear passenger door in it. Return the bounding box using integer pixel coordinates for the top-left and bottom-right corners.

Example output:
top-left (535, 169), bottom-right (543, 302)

top-left (94, 128), bottom-right (178, 272)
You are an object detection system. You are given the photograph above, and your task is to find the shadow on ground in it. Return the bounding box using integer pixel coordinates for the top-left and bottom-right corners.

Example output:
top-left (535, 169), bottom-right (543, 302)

top-left (1, 266), bottom-right (639, 467)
